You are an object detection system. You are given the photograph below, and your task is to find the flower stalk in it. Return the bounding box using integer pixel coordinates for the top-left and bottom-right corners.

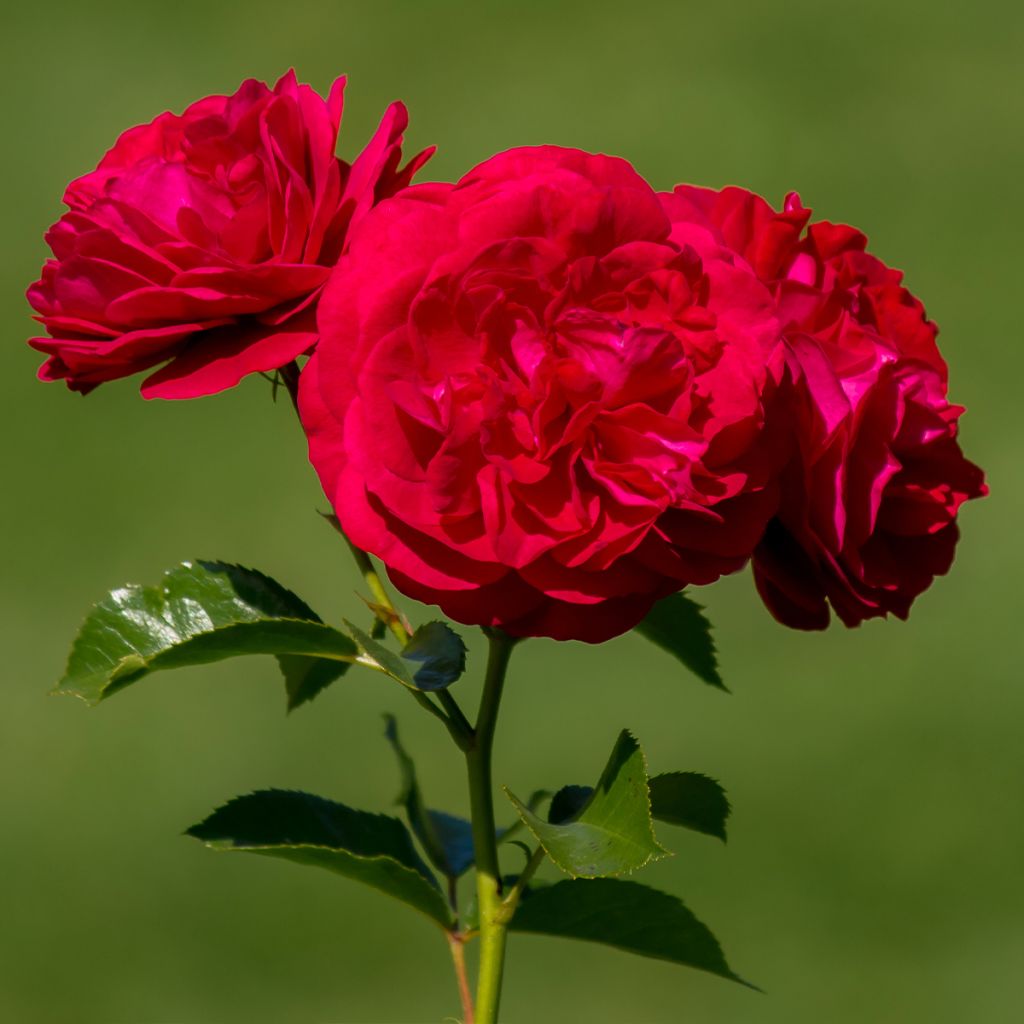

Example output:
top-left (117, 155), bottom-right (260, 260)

top-left (294, 358), bottom-right (524, 1018)
top-left (342, 530), bottom-right (474, 749)
top-left (465, 628), bottom-right (517, 1023)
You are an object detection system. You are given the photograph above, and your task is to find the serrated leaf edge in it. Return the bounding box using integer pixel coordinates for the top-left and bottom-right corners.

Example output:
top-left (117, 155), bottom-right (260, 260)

top-left (503, 730), bottom-right (670, 880)
top-left (53, 616), bottom-right (362, 705)
top-left (400, 621), bottom-right (468, 690)
top-left (649, 771), bottom-right (731, 843)
top-left (637, 591), bottom-right (727, 691)
top-left (342, 619), bottom-right (418, 689)
top-left (193, 838), bottom-right (455, 929)
top-left (510, 879), bottom-right (760, 990)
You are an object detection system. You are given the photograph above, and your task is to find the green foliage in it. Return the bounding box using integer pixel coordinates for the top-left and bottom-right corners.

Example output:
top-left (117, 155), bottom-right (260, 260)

top-left (557, 774), bottom-right (733, 839)
top-left (186, 790), bottom-right (454, 929)
top-left (497, 790), bottom-right (552, 846)
top-left (635, 591), bottom-right (724, 690)
top-left (547, 785), bottom-right (593, 824)
top-left (505, 731), bottom-right (668, 877)
top-left (54, 561), bottom-right (357, 708)
top-left (55, 562), bottom-right (469, 709)
top-left (400, 622), bottom-right (467, 690)
top-left (345, 620), bottom-right (463, 693)
top-left (649, 772), bottom-right (730, 842)
top-left (550, 772), bottom-right (731, 841)
top-left (279, 656), bottom-right (349, 712)
top-left (383, 715), bottom-right (474, 877)
top-left (510, 878), bottom-right (753, 987)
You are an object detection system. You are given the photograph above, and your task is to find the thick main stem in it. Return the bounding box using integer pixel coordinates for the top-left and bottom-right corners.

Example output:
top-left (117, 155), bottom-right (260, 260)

top-left (466, 629), bottom-right (516, 1024)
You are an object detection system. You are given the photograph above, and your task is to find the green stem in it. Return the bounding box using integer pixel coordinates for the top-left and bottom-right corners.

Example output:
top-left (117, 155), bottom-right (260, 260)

top-left (344, 535), bottom-right (473, 747)
top-left (273, 358), bottom-right (496, 1017)
top-left (344, 536), bottom-right (410, 644)
top-left (502, 846), bottom-right (545, 910)
top-left (466, 629), bottom-right (517, 1023)
top-left (275, 359), bottom-right (475, 746)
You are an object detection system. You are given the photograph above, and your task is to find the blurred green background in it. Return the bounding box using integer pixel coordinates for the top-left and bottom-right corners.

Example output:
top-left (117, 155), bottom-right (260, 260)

top-left (1, 1), bottom-right (1020, 1021)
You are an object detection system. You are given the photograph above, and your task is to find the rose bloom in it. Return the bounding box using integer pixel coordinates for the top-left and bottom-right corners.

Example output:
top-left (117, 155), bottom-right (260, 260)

top-left (301, 147), bottom-right (788, 642)
top-left (666, 186), bottom-right (986, 628)
top-left (27, 71), bottom-right (431, 398)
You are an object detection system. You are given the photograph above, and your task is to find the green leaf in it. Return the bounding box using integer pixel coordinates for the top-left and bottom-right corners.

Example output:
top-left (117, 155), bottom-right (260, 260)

top-left (505, 731), bottom-right (668, 877)
top-left (550, 774), bottom-right (730, 842)
top-left (548, 785), bottom-right (594, 824)
top-left (635, 591), bottom-right (725, 690)
top-left (400, 622), bottom-right (467, 690)
top-left (424, 811), bottom-right (475, 877)
top-left (510, 879), bottom-right (754, 987)
top-left (55, 561), bottom-right (359, 707)
top-left (343, 620), bottom-right (418, 688)
top-left (649, 772), bottom-right (730, 842)
top-left (383, 715), bottom-right (474, 878)
top-left (186, 790), bottom-right (454, 929)
top-left (497, 789), bottom-right (552, 846)
top-left (346, 621), bottom-right (466, 693)
top-left (278, 655), bottom-right (347, 711)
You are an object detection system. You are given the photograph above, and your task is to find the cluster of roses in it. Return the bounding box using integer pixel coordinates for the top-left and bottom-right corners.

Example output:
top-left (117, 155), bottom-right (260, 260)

top-left (29, 73), bottom-right (985, 643)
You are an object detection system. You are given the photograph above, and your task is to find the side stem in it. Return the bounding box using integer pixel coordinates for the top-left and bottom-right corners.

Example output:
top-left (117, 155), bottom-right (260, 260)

top-left (280, 367), bottom-right (473, 749)
top-left (344, 533), bottom-right (473, 748)
top-left (466, 629), bottom-right (516, 1024)
top-left (447, 933), bottom-right (475, 1024)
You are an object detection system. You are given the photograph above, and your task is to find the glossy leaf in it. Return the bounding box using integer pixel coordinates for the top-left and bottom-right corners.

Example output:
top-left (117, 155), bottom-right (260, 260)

top-left (400, 622), bottom-right (467, 690)
top-left (383, 715), bottom-right (474, 877)
top-left (55, 561), bottom-right (358, 707)
top-left (649, 772), bottom-right (730, 842)
top-left (510, 878), bottom-right (754, 987)
top-left (505, 731), bottom-right (668, 877)
top-left (635, 591), bottom-right (724, 690)
top-left (186, 790), bottom-right (453, 929)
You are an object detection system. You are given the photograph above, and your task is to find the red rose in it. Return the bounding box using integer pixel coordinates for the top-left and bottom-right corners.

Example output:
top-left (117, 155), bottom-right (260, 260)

top-left (667, 186), bottom-right (986, 628)
top-left (27, 71), bottom-right (431, 398)
top-left (301, 147), bottom-right (786, 642)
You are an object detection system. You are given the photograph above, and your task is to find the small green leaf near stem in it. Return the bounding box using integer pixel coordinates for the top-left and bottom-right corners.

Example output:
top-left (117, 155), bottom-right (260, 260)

top-left (321, 468), bottom-right (473, 747)
top-left (345, 538), bottom-right (473, 748)
top-left (505, 731), bottom-right (668, 878)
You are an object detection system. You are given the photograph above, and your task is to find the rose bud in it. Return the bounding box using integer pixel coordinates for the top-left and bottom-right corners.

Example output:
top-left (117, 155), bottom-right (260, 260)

top-left (667, 186), bottom-right (986, 628)
top-left (27, 71), bottom-right (432, 398)
top-left (301, 147), bottom-right (788, 642)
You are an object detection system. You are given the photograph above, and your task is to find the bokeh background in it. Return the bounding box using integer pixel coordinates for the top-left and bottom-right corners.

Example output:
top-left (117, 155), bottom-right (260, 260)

top-left (2, 2), bottom-right (1020, 1021)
